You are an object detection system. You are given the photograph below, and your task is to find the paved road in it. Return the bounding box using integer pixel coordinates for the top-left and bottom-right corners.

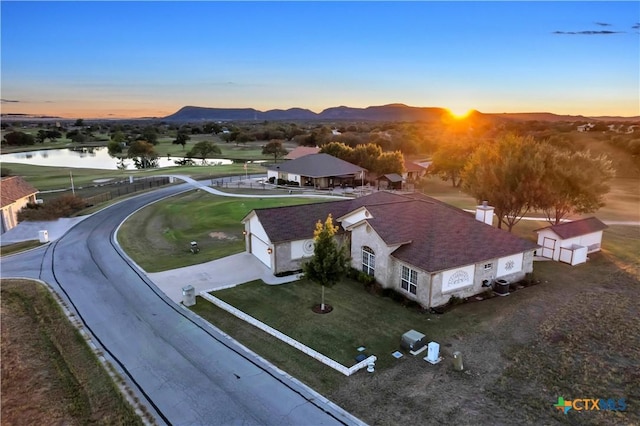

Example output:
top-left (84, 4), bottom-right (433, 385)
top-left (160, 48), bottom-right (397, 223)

top-left (1, 180), bottom-right (362, 426)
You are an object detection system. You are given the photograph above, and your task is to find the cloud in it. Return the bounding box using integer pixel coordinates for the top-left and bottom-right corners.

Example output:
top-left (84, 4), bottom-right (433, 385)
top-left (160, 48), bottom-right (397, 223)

top-left (1, 99), bottom-right (20, 103)
top-left (594, 22), bottom-right (612, 27)
top-left (632, 23), bottom-right (640, 30)
top-left (552, 30), bottom-right (624, 35)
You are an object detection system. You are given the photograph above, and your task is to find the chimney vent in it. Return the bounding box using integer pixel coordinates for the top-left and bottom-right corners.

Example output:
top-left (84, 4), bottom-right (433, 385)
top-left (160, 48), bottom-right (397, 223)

top-left (475, 201), bottom-right (494, 226)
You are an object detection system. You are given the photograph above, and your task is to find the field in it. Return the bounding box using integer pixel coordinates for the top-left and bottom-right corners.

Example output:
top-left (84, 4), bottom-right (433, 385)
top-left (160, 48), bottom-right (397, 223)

top-left (0, 279), bottom-right (146, 425)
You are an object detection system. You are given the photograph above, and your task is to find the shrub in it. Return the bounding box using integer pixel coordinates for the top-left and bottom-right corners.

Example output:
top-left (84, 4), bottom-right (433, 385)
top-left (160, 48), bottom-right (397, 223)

top-left (267, 176), bottom-right (275, 184)
top-left (18, 195), bottom-right (88, 222)
top-left (448, 295), bottom-right (464, 306)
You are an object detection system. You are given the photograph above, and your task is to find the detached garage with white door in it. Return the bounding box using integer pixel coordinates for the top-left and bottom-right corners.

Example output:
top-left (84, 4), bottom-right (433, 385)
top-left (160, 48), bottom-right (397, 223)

top-left (535, 217), bottom-right (607, 265)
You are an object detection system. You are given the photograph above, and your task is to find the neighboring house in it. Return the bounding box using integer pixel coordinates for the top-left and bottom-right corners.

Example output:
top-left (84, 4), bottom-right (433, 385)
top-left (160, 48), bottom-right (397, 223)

top-left (284, 146), bottom-right (320, 160)
top-left (403, 157), bottom-right (429, 182)
top-left (242, 192), bottom-right (538, 308)
top-left (535, 217), bottom-right (607, 265)
top-left (1, 176), bottom-right (38, 234)
top-left (577, 123), bottom-right (595, 132)
top-left (266, 153), bottom-right (366, 189)
top-left (376, 173), bottom-right (403, 190)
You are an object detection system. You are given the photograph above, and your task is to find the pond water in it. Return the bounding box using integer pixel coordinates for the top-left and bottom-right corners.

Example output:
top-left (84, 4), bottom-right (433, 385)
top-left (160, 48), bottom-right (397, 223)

top-left (0, 147), bottom-right (235, 170)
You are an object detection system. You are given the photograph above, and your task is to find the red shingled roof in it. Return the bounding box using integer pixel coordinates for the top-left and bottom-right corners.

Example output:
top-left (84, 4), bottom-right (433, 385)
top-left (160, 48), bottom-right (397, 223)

top-left (1, 176), bottom-right (38, 208)
top-left (536, 217), bottom-right (608, 239)
top-left (247, 191), bottom-right (538, 272)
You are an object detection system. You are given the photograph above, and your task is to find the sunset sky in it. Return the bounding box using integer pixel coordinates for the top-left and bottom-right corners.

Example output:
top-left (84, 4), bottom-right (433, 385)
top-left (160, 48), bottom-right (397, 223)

top-left (1, 1), bottom-right (638, 119)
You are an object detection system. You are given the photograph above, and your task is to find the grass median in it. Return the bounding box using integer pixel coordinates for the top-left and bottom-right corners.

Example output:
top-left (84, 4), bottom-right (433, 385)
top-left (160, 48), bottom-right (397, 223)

top-left (0, 279), bottom-right (145, 425)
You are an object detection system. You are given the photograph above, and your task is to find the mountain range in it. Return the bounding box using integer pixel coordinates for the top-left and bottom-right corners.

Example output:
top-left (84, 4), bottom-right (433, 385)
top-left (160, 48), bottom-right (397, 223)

top-left (163, 104), bottom-right (640, 123)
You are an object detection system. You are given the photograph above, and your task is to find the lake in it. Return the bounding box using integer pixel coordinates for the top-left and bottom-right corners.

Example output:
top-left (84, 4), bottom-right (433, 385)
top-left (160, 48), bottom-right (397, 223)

top-left (0, 147), bottom-right (235, 170)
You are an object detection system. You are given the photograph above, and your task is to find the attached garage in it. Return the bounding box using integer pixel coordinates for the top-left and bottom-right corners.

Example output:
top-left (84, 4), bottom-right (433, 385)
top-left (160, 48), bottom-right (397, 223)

top-left (250, 234), bottom-right (271, 268)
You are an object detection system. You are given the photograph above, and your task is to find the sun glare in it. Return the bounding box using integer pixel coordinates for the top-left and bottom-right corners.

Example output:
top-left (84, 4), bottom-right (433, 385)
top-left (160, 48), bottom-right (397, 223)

top-left (447, 108), bottom-right (473, 120)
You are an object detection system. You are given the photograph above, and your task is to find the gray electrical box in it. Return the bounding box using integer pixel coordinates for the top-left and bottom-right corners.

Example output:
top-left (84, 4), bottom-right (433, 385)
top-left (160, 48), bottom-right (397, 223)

top-left (400, 329), bottom-right (426, 351)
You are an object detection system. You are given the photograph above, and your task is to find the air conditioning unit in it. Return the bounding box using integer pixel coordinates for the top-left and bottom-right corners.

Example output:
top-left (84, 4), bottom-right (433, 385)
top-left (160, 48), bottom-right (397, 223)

top-left (400, 329), bottom-right (426, 352)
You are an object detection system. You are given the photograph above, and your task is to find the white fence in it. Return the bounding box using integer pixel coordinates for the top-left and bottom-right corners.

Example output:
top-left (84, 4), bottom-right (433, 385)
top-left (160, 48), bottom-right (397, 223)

top-left (199, 292), bottom-right (376, 376)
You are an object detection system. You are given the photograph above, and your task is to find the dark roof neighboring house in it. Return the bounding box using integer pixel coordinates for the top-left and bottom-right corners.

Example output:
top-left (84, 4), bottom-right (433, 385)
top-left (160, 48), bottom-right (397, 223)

top-left (284, 146), bottom-right (320, 160)
top-left (377, 173), bottom-right (403, 183)
top-left (536, 217), bottom-right (608, 239)
top-left (1, 176), bottom-right (38, 208)
top-left (247, 191), bottom-right (538, 272)
top-left (267, 153), bottom-right (365, 178)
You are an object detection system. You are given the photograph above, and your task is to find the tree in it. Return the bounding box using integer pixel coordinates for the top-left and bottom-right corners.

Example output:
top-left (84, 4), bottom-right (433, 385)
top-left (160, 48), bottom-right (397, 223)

top-left (536, 146), bottom-right (614, 224)
top-left (187, 140), bottom-right (221, 164)
top-left (302, 214), bottom-right (349, 312)
top-left (107, 140), bottom-right (123, 156)
top-left (141, 126), bottom-right (159, 145)
top-left (429, 138), bottom-right (479, 187)
top-left (462, 134), bottom-right (545, 232)
top-left (320, 141), bottom-right (353, 160)
top-left (127, 140), bottom-right (158, 169)
top-left (3, 131), bottom-right (35, 146)
top-left (74, 118), bottom-right (84, 127)
top-left (261, 140), bottom-right (288, 163)
top-left (375, 150), bottom-right (404, 175)
top-left (173, 131), bottom-right (190, 149)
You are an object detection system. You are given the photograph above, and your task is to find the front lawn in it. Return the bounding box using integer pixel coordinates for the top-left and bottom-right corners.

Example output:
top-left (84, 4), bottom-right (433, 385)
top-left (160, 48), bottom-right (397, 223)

top-left (117, 191), bottom-right (330, 272)
top-left (197, 276), bottom-right (513, 369)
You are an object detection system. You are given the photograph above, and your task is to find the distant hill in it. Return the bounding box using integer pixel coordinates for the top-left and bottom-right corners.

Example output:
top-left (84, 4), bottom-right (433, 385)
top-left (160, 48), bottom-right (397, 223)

top-left (162, 104), bottom-right (640, 123)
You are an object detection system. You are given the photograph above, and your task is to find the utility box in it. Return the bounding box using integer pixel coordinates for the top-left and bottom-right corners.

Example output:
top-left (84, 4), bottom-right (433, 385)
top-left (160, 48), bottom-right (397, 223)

top-left (182, 285), bottom-right (196, 307)
top-left (400, 329), bottom-right (426, 352)
top-left (38, 230), bottom-right (49, 243)
top-left (453, 351), bottom-right (464, 371)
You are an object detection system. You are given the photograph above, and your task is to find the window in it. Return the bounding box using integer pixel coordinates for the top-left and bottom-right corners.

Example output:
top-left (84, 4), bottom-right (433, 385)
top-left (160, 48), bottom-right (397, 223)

top-left (401, 265), bottom-right (418, 295)
top-left (362, 246), bottom-right (375, 276)
top-left (484, 263), bottom-right (493, 270)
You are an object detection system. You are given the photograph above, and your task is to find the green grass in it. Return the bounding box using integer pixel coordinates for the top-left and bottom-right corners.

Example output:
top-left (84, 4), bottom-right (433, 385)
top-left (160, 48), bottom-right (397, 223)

top-left (0, 240), bottom-right (45, 256)
top-left (117, 191), bottom-right (329, 272)
top-left (1, 162), bottom-right (265, 191)
top-left (1, 279), bottom-right (145, 425)
top-left (200, 277), bottom-right (501, 368)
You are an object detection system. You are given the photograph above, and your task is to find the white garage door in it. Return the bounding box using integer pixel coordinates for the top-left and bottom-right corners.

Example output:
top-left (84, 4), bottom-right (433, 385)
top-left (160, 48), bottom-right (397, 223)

top-left (251, 234), bottom-right (271, 268)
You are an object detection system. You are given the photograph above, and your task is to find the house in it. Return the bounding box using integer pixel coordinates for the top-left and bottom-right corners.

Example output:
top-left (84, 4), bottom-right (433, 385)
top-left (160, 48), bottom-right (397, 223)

top-left (241, 192), bottom-right (538, 308)
top-left (1, 176), bottom-right (38, 234)
top-left (577, 123), bottom-right (595, 132)
top-left (535, 217), bottom-right (608, 265)
top-left (376, 173), bottom-right (403, 190)
top-left (403, 157), bottom-right (429, 182)
top-left (283, 146), bottom-right (320, 160)
top-left (266, 153), bottom-right (366, 189)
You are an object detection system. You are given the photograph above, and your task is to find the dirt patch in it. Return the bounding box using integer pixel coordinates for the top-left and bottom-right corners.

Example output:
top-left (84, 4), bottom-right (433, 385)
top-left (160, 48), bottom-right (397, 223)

top-left (312, 304), bottom-right (333, 314)
top-left (208, 231), bottom-right (238, 240)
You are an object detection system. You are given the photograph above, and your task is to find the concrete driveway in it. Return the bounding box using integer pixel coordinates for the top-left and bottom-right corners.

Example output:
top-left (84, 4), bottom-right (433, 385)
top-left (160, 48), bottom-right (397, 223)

top-left (147, 252), bottom-right (300, 303)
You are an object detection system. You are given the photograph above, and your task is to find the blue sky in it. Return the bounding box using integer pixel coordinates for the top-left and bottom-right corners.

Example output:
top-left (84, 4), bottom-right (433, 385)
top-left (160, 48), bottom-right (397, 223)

top-left (1, 1), bottom-right (638, 118)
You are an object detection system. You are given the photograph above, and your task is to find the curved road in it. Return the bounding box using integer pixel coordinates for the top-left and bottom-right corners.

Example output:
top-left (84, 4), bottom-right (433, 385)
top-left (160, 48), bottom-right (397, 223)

top-left (1, 179), bottom-right (361, 425)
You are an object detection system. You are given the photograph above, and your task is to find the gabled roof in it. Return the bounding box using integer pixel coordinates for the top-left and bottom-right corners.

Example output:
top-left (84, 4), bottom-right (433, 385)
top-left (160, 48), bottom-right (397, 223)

top-left (247, 191), bottom-right (538, 272)
top-left (536, 217), bottom-right (608, 239)
top-left (363, 195), bottom-right (538, 272)
top-left (404, 157), bottom-right (429, 172)
top-left (377, 173), bottom-right (403, 183)
top-left (1, 176), bottom-right (38, 208)
top-left (284, 146), bottom-right (320, 160)
top-left (267, 153), bottom-right (365, 178)
top-left (246, 192), bottom-right (406, 243)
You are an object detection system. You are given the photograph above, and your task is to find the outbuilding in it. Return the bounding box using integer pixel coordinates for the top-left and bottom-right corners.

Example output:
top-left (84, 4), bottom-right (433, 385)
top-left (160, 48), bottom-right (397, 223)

top-left (534, 217), bottom-right (608, 265)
